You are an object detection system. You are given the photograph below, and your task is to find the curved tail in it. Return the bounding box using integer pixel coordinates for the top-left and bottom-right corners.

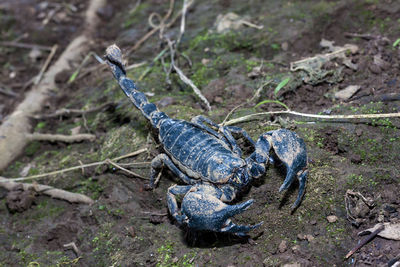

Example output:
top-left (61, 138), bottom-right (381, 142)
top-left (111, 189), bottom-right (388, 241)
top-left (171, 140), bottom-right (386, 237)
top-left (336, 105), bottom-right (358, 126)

top-left (104, 44), bottom-right (168, 127)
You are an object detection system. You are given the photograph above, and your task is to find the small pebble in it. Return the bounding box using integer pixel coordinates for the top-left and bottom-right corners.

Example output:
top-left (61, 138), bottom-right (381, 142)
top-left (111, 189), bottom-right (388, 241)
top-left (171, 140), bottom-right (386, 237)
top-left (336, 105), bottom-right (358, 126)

top-left (327, 215), bottom-right (338, 223)
top-left (278, 240), bottom-right (287, 253)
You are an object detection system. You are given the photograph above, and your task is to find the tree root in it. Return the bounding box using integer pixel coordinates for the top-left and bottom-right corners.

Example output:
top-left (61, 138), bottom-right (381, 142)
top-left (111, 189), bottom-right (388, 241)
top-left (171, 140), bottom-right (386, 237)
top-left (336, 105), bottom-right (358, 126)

top-left (0, 0), bottom-right (106, 171)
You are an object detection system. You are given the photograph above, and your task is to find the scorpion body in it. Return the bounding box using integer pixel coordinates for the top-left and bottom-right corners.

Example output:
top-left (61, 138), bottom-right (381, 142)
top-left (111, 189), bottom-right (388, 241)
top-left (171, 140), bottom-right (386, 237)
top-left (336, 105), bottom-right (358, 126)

top-left (105, 45), bottom-right (308, 236)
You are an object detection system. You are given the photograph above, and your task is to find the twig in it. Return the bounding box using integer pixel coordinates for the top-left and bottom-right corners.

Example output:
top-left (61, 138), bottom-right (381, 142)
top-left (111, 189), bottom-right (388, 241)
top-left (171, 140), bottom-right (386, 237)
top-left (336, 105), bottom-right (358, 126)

top-left (0, 41), bottom-right (53, 51)
top-left (141, 211), bottom-right (168, 216)
top-left (32, 102), bottom-right (114, 119)
top-left (345, 224), bottom-right (384, 259)
top-left (240, 20), bottom-right (264, 30)
top-left (0, 86), bottom-right (18, 98)
top-left (222, 110), bottom-right (400, 126)
top-left (127, 0), bottom-right (175, 55)
top-left (165, 39), bottom-right (211, 111)
top-left (138, 47), bottom-right (168, 81)
top-left (63, 242), bottom-right (81, 256)
top-left (127, 0), bottom-right (194, 55)
top-left (111, 148), bottom-right (148, 161)
top-left (0, 177), bottom-right (94, 204)
top-left (176, 0), bottom-right (189, 46)
top-left (34, 44), bottom-right (58, 85)
top-left (5, 148), bottom-right (148, 182)
top-left (26, 133), bottom-right (96, 143)
top-left (105, 159), bottom-right (147, 180)
top-left (344, 32), bottom-right (377, 40)
top-left (221, 79), bottom-right (272, 126)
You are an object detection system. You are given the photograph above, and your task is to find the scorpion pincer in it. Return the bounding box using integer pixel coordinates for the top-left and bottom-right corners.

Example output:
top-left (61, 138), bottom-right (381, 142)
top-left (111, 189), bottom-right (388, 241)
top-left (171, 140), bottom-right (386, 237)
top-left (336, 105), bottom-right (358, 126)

top-left (105, 44), bottom-right (308, 236)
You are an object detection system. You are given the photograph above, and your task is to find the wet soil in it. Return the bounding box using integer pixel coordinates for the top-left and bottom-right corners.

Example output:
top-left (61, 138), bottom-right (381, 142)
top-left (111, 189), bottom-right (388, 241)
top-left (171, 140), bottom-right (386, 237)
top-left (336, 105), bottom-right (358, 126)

top-left (1, 0), bottom-right (400, 266)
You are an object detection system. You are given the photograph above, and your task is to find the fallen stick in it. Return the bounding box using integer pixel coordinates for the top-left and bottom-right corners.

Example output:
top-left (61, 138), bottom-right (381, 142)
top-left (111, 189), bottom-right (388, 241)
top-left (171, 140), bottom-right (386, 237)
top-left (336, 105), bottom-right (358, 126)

top-left (26, 133), bottom-right (96, 143)
top-left (0, 41), bottom-right (53, 51)
top-left (0, 87), bottom-right (18, 98)
top-left (0, 177), bottom-right (94, 204)
top-left (345, 224), bottom-right (384, 259)
top-left (32, 102), bottom-right (114, 119)
top-left (6, 148), bottom-right (148, 182)
top-left (34, 44), bottom-right (58, 85)
top-left (0, 0), bottom-right (106, 171)
top-left (222, 110), bottom-right (400, 126)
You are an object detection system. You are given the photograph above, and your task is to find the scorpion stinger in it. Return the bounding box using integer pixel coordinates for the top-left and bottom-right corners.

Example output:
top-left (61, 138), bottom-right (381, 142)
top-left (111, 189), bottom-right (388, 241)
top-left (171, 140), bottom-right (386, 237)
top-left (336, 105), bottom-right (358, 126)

top-left (105, 44), bottom-right (308, 237)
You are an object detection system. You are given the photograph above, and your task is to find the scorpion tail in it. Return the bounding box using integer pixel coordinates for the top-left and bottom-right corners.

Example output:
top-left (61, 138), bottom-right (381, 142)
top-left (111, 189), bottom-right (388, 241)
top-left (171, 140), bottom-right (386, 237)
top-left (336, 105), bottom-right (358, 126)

top-left (105, 44), bottom-right (168, 127)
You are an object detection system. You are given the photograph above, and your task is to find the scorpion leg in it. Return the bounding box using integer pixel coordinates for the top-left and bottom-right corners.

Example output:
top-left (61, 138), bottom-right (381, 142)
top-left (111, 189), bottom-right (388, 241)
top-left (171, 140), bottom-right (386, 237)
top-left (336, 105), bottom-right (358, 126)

top-left (266, 129), bottom-right (308, 209)
top-left (191, 115), bottom-right (222, 139)
top-left (223, 126), bottom-right (256, 147)
top-left (147, 154), bottom-right (198, 189)
top-left (167, 184), bottom-right (192, 224)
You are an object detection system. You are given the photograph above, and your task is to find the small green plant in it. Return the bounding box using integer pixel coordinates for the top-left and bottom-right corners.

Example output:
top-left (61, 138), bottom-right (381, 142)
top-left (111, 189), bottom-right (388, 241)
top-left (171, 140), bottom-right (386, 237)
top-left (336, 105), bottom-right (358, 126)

top-left (392, 38), bottom-right (400, 48)
top-left (274, 77), bottom-right (290, 96)
top-left (255, 99), bottom-right (289, 110)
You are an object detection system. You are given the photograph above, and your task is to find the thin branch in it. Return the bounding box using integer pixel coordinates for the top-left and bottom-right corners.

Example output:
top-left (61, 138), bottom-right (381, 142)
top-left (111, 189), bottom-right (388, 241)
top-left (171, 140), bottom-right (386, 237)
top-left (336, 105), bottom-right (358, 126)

top-left (26, 133), bottom-right (96, 143)
top-left (0, 86), bottom-right (18, 98)
top-left (32, 102), bottom-right (114, 119)
top-left (5, 148), bottom-right (148, 182)
top-left (126, 0), bottom-right (194, 55)
top-left (106, 159), bottom-right (148, 180)
top-left (345, 224), bottom-right (384, 259)
top-left (63, 242), bottom-right (81, 257)
top-left (0, 41), bottom-right (53, 51)
top-left (222, 110), bottom-right (400, 126)
top-left (34, 44), bottom-right (58, 85)
top-left (0, 177), bottom-right (94, 204)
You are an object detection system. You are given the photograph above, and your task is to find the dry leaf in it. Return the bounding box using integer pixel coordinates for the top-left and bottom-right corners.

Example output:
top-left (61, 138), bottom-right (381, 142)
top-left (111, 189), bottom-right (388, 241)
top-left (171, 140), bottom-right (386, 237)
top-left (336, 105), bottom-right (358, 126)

top-left (358, 222), bottom-right (400, 241)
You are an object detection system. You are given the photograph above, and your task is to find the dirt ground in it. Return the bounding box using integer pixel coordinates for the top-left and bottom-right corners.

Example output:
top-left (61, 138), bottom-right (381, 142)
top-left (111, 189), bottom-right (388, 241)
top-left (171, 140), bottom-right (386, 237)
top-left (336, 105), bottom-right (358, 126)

top-left (1, 0), bottom-right (400, 266)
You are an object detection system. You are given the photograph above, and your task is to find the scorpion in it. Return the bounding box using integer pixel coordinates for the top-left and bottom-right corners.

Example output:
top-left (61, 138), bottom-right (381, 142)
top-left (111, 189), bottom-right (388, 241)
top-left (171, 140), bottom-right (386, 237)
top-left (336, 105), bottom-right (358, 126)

top-left (105, 44), bottom-right (308, 236)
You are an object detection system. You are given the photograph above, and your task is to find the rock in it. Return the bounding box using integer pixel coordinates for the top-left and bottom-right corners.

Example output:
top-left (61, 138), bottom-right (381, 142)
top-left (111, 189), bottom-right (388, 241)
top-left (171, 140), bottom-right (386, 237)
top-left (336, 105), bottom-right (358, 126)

top-left (369, 64), bottom-right (381, 74)
top-left (291, 245), bottom-right (301, 254)
top-left (305, 234), bottom-right (315, 242)
top-left (297, 233), bottom-right (306, 240)
top-left (214, 12), bottom-right (246, 33)
top-left (157, 97), bottom-right (176, 108)
top-left (29, 47), bottom-right (43, 62)
top-left (283, 263), bottom-right (301, 267)
top-left (310, 220), bottom-right (317, 225)
top-left (96, 5), bottom-right (114, 20)
top-left (281, 42), bottom-right (289, 51)
top-left (350, 154), bottom-right (362, 164)
top-left (201, 58), bottom-right (211, 65)
top-left (327, 215), bottom-right (338, 223)
top-left (278, 240), bottom-right (288, 253)
top-left (334, 85), bottom-right (361, 100)
top-left (6, 185), bottom-right (36, 213)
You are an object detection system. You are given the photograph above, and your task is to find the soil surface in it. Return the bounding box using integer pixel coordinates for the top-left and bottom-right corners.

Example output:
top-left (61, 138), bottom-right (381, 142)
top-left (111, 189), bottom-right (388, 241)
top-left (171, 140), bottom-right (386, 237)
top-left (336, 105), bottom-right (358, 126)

top-left (1, 0), bottom-right (400, 266)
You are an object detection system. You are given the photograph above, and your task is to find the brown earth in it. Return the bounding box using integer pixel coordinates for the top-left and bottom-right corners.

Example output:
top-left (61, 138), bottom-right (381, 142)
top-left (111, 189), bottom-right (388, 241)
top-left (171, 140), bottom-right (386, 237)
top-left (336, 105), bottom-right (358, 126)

top-left (0, 0), bottom-right (400, 266)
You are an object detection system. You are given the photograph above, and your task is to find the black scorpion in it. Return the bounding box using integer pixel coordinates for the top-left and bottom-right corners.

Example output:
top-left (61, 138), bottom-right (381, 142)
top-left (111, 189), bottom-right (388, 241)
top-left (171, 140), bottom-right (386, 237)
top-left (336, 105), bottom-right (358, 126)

top-left (105, 45), bottom-right (308, 236)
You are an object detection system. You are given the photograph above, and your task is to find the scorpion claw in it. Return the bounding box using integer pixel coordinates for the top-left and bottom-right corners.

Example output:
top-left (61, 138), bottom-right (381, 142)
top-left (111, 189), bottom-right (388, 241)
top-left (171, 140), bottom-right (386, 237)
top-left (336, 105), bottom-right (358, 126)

top-left (180, 186), bottom-right (261, 235)
top-left (267, 129), bottom-right (308, 208)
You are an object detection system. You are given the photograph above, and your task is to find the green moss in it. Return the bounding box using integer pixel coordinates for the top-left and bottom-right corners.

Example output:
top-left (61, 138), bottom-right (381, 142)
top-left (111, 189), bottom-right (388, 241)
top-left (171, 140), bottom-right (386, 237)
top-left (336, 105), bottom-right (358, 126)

top-left (25, 142), bottom-right (41, 157)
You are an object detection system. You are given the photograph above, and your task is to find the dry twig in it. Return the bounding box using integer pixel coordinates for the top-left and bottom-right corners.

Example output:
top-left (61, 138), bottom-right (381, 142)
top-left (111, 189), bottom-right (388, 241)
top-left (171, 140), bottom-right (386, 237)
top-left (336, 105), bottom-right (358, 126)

top-left (32, 102), bottom-right (114, 119)
top-left (0, 177), bottom-right (94, 204)
top-left (5, 148), bottom-right (148, 182)
top-left (345, 224), bottom-right (384, 259)
top-left (222, 110), bottom-right (400, 126)
top-left (34, 44), bottom-right (58, 85)
top-left (63, 242), bottom-right (81, 256)
top-left (26, 133), bottom-right (96, 143)
top-left (0, 41), bottom-right (53, 51)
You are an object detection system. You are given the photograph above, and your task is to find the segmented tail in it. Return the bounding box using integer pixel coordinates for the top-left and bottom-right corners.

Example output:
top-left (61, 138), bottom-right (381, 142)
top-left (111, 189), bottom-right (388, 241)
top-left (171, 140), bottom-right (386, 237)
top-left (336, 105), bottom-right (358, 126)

top-left (105, 44), bottom-right (168, 127)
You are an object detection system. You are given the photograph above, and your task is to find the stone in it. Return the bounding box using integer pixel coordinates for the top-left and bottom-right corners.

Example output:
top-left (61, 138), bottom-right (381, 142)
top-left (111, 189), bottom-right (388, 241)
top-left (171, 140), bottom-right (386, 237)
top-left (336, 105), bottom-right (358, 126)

top-left (327, 215), bottom-right (338, 223)
top-left (334, 85), bottom-right (361, 100)
top-left (278, 240), bottom-right (288, 253)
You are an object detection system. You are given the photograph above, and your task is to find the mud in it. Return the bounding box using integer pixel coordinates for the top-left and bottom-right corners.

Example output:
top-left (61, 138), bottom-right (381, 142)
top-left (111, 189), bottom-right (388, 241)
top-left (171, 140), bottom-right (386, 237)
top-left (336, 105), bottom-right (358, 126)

top-left (1, 0), bottom-right (400, 266)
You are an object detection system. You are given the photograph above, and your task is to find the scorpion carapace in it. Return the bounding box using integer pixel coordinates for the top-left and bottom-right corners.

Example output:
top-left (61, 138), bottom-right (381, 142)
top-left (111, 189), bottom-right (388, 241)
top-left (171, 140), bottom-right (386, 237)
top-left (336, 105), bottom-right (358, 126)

top-left (105, 44), bottom-right (308, 236)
